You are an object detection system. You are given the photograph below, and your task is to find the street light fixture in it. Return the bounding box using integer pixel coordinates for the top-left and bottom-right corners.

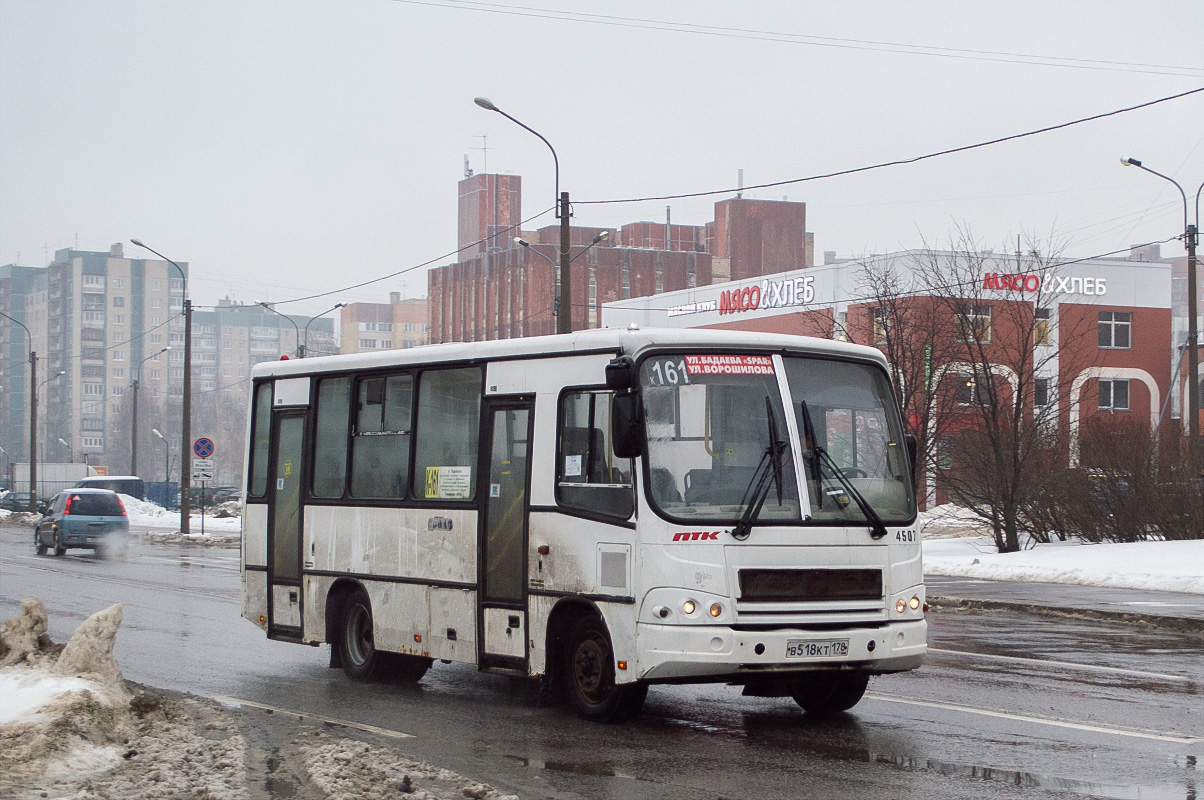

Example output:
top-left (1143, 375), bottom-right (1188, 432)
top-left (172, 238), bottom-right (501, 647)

top-left (57, 438), bottom-right (72, 463)
top-left (131, 346), bottom-right (170, 476)
top-left (475, 96), bottom-right (573, 334)
top-left (0, 310), bottom-right (38, 512)
top-left (514, 230), bottom-right (608, 265)
top-left (131, 239), bottom-right (192, 534)
top-left (1121, 157), bottom-right (1204, 476)
top-left (258, 302), bottom-right (301, 357)
top-left (303, 303), bottom-right (344, 357)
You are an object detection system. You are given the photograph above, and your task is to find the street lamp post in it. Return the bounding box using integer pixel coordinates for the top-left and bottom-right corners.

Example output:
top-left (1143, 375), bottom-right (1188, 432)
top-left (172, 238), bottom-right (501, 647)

top-left (1121, 158), bottom-right (1204, 476)
top-left (36, 370), bottom-right (64, 499)
top-left (303, 303), bottom-right (344, 357)
top-left (131, 346), bottom-right (170, 476)
top-left (131, 239), bottom-right (192, 534)
top-left (152, 427), bottom-right (172, 508)
top-left (474, 97), bottom-right (573, 334)
top-left (0, 311), bottom-right (37, 512)
top-left (258, 302), bottom-right (302, 357)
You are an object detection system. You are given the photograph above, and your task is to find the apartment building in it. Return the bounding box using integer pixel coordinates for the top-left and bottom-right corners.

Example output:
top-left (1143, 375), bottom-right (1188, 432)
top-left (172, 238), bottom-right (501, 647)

top-left (339, 293), bottom-right (429, 354)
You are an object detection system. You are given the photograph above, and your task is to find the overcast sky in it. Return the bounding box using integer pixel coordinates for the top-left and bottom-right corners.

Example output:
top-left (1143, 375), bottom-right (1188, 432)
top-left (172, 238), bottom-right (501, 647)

top-left (2, 1), bottom-right (1202, 316)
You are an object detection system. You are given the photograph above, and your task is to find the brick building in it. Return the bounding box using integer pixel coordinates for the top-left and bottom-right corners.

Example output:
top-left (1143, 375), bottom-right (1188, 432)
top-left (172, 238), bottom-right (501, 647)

top-left (428, 172), bottom-right (811, 343)
top-left (604, 247), bottom-right (1175, 507)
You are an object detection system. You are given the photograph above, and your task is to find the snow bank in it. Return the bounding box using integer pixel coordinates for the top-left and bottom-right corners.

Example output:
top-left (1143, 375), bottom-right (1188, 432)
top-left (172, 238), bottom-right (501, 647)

top-left (0, 600), bottom-right (525, 799)
top-left (119, 493), bottom-right (243, 535)
top-left (924, 536), bottom-right (1204, 594)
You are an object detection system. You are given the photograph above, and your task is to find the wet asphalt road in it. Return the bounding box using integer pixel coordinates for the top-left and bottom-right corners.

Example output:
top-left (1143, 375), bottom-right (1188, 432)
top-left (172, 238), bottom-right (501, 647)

top-left (1, 523), bottom-right (1201, 800)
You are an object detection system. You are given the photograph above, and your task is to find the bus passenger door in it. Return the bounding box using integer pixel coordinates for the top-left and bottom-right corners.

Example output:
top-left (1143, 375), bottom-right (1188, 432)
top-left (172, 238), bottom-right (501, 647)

top-left (478, 399), bottom-right (533, 670)
top-left (267, 411), bottom-right (305, 638)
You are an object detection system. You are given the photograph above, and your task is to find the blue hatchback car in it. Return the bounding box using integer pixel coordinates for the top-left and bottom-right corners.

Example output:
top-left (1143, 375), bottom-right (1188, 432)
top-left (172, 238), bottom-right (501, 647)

top-left (35, 488), bottom-right (130, 558)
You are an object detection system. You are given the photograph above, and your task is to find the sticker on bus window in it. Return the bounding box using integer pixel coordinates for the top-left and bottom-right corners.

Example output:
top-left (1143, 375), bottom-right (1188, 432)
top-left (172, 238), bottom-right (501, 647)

top-left (683, 355), bottom-right (775, 376)
top-left (426, 466), bottom-right (472, 499)
top-left (564, 455), bottom-right (582, 478)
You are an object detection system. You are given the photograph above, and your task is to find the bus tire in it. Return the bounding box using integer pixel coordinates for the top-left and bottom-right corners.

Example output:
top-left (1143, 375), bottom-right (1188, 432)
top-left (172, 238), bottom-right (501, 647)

top-left (563, 615), bottom-right (646, 722)
top-left (790, 672), bottom-right (870, 715)
top-left (338, 587), bottom-right (384, 681)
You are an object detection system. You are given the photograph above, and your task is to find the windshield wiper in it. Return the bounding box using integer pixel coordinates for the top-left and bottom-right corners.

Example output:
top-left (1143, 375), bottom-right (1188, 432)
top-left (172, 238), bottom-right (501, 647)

top-left (731, 397), bottom-right (789, 541)
top-left (799, 401), bottom-right (888, 540)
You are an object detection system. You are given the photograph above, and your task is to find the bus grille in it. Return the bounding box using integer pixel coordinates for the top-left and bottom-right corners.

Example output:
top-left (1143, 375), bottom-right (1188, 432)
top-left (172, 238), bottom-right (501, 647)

top-left (738, 569), bottom-right (882, 602)
top-left (735, 569), bottom-right (884, 626)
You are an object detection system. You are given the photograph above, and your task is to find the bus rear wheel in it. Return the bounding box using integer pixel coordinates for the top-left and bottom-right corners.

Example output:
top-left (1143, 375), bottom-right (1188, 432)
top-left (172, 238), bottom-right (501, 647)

top-left (338, 587), bottom-right (384, 681)
top-left (563, 615), bottom-right (647, 722)
top-left (790, 672), bottom-right (870, 715)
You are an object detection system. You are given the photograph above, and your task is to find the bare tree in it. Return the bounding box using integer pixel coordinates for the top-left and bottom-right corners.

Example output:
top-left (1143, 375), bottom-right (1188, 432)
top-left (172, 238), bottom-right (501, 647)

top-left (910, 231), bottom-right (1096, 552)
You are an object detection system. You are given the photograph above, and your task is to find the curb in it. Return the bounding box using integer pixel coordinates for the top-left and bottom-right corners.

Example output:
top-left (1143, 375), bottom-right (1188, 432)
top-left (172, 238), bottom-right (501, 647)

top-left (927, 595), bottom-right (1204, 635)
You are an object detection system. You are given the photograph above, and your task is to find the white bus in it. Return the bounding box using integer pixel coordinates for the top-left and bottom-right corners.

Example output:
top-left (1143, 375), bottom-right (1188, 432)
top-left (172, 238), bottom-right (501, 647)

top-left (241, 327), bottom-right (925, 721)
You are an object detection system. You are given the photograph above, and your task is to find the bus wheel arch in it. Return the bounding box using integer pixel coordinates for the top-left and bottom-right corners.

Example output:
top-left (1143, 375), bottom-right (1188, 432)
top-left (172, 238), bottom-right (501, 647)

top-left (548, 601), bottom-right (647, 722)
top-left (328, 581), bottom-right (383, 680)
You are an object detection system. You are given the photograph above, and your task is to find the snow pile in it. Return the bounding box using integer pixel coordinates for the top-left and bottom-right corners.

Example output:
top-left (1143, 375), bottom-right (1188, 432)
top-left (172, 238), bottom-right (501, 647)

top-left (924, 537), bottom-right (1204, 594)
top-left (119, 493), bottom-right (243, 537)
top-left (0, 599), bottom-right (524, 799)
top-left (299, 734), bottom-right (519, 800)
top-left (0, 600), bottom-right (133, 792)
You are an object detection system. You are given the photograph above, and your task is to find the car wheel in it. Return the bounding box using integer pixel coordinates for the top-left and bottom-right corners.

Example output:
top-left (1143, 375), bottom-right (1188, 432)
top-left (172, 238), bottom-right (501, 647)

top-left (563, 615), bottom-right (647, 722)
top-left (337, 587), bottom-right (384, 681)
top-left (53, 545), bottom-right (66, 557)
top-left (790, 672), bottom-right (870, 715)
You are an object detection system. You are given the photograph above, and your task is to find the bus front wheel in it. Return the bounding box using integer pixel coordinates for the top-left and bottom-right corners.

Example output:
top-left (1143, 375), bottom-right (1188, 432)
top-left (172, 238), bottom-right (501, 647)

top-left (338, 587), bottom-right (383, 681)
top-left (790, 672), bottom-right (870, 715)
top-left (563, 615), bottom-right (647, 722)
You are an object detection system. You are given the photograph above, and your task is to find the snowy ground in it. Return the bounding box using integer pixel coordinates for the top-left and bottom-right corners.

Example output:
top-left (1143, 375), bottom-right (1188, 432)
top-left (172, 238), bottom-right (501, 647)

top-left (0, 599), bottom-right (521, 800)
top-left (916, 502), bottom-right (1204, 594)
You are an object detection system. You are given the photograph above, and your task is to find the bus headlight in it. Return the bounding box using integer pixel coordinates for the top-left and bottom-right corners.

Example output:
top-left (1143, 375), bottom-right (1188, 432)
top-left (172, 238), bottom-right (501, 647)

top-left (909, 596), bottom-right (920, 610)
top-left (682, 600), bottom-right (696, 615)
top-left (896, 599), bottom-right (906, 613)
top-left (709, 603), bottom-right (722, 618)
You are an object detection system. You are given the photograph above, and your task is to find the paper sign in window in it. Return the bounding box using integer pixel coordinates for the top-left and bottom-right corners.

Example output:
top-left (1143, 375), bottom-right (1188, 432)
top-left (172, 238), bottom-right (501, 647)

top-left (564, 455), bottom-right (582, 478)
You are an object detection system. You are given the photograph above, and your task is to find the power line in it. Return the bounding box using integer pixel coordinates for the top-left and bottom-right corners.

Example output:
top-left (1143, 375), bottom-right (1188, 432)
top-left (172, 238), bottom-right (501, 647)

top-left (262, 204), bottom-right (557, 306)
top-left (394, 1), bottom-right (1204, 78)
top-left (577, 86), bottom-right (1204, 206)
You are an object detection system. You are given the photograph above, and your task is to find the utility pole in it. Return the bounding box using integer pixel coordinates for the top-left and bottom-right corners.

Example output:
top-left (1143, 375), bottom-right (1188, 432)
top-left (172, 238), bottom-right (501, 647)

top-left (559, 191), bottom-right (571, 334)
top-left (182, 296), bottom-right (192, 533)
top-left (28, 352), bottom-right (37, 513)
top-left (131, 378), bottom-right (139, 475)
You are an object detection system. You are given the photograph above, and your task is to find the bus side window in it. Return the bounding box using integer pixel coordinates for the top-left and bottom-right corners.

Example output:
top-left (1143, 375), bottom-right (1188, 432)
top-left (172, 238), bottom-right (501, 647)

top-left (312, 377), bottom-right (351, 499)
top-left (350, 374), bottom-right (412, 499)
top-left (411, 367), bottom-right (482, 501)
top-left (556, 390), bottom-right (635, 520)
top-left (248, 381), bottom-right (272, 499)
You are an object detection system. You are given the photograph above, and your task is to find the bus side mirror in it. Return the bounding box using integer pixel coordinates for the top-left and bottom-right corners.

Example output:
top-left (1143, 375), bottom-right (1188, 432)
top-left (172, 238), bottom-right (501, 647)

top-left (904, 434), bottom-right (918, 484)
top-left (605, 355), bottom-right (637, 391)
top-left (612, 393), bottom-right (643, 458)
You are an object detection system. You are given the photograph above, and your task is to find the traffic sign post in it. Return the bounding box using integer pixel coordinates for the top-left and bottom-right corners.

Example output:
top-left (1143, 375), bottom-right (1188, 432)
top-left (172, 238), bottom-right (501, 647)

top-left (192, 438), bottom-right (215, 536)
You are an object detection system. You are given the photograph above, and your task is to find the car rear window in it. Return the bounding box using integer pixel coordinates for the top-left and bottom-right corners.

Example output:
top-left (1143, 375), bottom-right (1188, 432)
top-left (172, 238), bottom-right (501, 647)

top-left (67, 493), bottom-right (124, 516)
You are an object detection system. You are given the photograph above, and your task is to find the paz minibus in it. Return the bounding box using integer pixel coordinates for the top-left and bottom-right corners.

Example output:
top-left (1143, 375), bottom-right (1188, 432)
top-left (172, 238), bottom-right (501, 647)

top-left (241, 327), bottom-right (925, 721)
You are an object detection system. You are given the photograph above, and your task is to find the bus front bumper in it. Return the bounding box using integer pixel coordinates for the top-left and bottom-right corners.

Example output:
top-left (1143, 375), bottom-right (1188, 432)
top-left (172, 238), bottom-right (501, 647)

top-left (636, 619), bottom-right (926, 682)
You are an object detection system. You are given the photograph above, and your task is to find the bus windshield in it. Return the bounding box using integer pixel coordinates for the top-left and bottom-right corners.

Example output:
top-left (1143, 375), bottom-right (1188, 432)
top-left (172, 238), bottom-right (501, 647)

top-left (640, 354), bottom-right (802, 523)
top-left (640, 353), bottom-right (915, 526)
top-left (784, 356), bottom-right (915, 525)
